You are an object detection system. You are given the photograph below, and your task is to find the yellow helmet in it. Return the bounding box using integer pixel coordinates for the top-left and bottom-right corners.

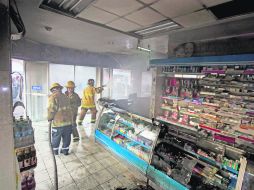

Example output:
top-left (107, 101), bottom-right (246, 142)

top-left (50, 83), bottom-right (63, 91)
top-left (65, 81), bottom-right (75, 88)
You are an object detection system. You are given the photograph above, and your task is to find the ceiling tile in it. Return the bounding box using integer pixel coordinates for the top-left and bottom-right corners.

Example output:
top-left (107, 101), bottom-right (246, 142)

top-left (173, 9), bottom-right (216, 27)
top-left (125, 7), bottom-right (166, 26)
top-left (107, 18), bottom-right (141, 32)
top-left (139, 0), bottom-right (158, 4)
top-left (92, 0), bottom-right (144, 16)
top-left (151, 0), bottom-right (203, 18)
top-left (78, 6), bottom-right (118, 24)
top-left (200, 0), bottom-right (233, 7)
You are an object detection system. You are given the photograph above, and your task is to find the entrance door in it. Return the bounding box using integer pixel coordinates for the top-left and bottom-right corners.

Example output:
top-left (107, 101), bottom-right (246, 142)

top-left (25, 62), bottom-right (49, 121)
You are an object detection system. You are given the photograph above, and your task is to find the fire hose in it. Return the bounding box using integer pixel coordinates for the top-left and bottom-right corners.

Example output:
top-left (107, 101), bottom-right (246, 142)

top-left (48, 121), bottom-right (58, 190)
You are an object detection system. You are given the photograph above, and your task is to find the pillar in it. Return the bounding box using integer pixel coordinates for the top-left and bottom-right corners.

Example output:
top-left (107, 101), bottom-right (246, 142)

top-left (0, 0), bottom-right (16, 189)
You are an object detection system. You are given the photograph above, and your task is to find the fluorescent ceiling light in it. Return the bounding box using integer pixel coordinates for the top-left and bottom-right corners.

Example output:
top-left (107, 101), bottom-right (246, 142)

top-left (138, 46), bottom-right (151, 52)
top-left (138, 24), bottom-right (179, 35)
top-left (40, 0), bottom-right (96, 17)
top-left (135, 22), bottom-right (174, 34)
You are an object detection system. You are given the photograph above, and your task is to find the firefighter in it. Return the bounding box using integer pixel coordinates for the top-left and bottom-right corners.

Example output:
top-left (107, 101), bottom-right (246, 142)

top-left (48, 83), bottom-right (73, 155)
top-left (78, 79), bottom-right (103, 125)
top-left (65, 81), bottom-right (81, 142)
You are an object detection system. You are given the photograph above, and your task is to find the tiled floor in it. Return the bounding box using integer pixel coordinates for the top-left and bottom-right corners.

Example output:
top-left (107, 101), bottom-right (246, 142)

top-left (34, 119), bottom-right (147, 190)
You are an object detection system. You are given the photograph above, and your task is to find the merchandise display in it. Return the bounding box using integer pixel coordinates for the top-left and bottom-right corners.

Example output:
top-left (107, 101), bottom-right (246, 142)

top-left (97, 105), bottom-right (159, 163)
top-left (16, 145), bottom-right (37, 172)
top-left (151, 123), bottom-right (245, 190)
top-left (148, 62), bottom-right (254, 190)
top-left (20, 170), bottom-right (36, 190)
top-left (13, 116), bottom-right (35, 149)
top-left (13, 115), bottom-right (37, 190)
top-left (157, 65), bottom-right (254, 150)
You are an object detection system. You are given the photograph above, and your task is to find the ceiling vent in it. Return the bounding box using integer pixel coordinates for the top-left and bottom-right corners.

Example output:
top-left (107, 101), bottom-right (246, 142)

top-left (133, 20), bottom-right (181, 37)
top-left (40, 0), bottom-right (96, 17)
top-left (209, 0), bottom-right (254, 19)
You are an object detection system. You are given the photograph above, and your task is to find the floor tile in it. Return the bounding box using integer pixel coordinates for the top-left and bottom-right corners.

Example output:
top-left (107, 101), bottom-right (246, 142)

top-left (60, 154), bottom-right (77, 163)
top-left (85, 161), bottom-right (104, 174)
top-left (100, 178), bottom-right (123, 190)
top-left (34, 161), bottom-right (46, 172)
top-left (53, 172), bottom-right (74, 189)
top-left (115, 172), bottom-right (137, 187)
top-left (77, 175), bottom-right (99, 190)
top-left (79, 155), bottom-right (97, 165)
top-left (69, 166), bottom-right (90, 183)
top-left (98, 157), bottom-right (118, 168)
top-left (93, 152), bottom-right (111, 160)
top-left (59, 182), bottom-right (79, 190)
top-left (35, 169), bottom-right (50, 183)
top-left (36, 180), bottom-right (53, 190)
top-left (92, 169), bottom-right (114, 184)
top-left (106, 163), bottom-right (128, 177)
top-left (47, 164), bottom-right (68, 178)
top-left (65, 159), bottom-right (84, 172)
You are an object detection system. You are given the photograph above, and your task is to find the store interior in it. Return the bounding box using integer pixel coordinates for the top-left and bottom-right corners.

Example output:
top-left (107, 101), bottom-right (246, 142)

top-left (1, 0), bottom-right (254, 190)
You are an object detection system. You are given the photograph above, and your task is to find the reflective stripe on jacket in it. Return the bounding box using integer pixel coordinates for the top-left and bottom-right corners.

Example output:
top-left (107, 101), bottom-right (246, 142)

top-left (65, 91), bottom-right (81, 114)
top-left (47, 92), bottom-right (73, 127)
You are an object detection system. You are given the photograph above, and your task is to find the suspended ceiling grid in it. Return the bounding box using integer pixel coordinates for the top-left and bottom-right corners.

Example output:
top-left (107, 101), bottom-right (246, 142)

top-left (40, 0), bottom-right (239, 38)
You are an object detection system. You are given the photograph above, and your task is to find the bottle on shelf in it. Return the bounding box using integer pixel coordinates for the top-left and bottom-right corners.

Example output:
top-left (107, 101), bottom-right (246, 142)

top-left (23, 148), bottom-right (31, 169)
top-left (17, 150), bottom-right (24, 170)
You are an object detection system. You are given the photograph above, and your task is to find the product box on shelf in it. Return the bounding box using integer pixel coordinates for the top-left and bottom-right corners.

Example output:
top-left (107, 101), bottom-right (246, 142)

top-left (21, 170), bottom-right (36, 190)
top-left (16, 145), bottom-right (37, 172)
top-left (13, 116), bottom-right (35, 149)
top-left (157, 65), bottom-right (254, 149)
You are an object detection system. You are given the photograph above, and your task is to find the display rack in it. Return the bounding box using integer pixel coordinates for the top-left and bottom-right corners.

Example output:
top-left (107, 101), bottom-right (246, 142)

top-left (13, 116), bottom-right (37, 190)
top-left (95, 104), bottom-right (160, 171)
top-left (148, 55), bottom-right (254, 190)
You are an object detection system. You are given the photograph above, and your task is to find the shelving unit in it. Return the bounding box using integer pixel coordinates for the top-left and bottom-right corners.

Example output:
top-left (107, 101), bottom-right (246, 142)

top-left (149, 55), bottom-right (254, 190)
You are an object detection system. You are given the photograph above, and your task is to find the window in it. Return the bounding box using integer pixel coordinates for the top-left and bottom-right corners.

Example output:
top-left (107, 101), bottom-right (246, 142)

top-left (141, 71), bottom-right (152, 97)
top-left (74, 66), bottom-right (97, 97)
top-left (112, 69), bottom-right (131, 100)
top-left (49, 64), bottom-right (75, 92)
top-left (102, 68), bottom-right (110, 98)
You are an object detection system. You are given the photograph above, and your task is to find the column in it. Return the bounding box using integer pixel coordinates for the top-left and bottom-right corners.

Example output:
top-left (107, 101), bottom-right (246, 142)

top-left (0, 0), bottom-right (16, 189)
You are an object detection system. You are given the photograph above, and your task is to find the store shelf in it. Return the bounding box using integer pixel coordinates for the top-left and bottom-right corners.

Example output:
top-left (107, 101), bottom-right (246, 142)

top-left (161, 106), bottom-right (176, 111)
top-left (157, 117), bottom-right (197, 132)
top-left (202, 70), bottom-right (226, 74)
top-left (161, 140), bottom-right (239, 175)
top-left (115, 130), bottom-right (152, 150)
top-left (161, 96), bottom-right (183, 101)
top-left (162, 72), bottom-right (205, 79)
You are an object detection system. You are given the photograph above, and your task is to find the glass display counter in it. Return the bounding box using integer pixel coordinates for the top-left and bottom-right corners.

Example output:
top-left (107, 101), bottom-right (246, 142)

top-left (96, 106), bottom-right (159, 163)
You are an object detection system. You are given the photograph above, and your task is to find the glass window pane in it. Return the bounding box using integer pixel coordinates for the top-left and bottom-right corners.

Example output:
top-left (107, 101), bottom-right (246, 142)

top-left (74, 66), bottom-right (96, 97)
top-left (49, 64), bottom-right (75, 92)
top-left (141, 71), bottom-right (152, 97)
top-left (112, 69), bottom-right (131, 100)
top-left (102, 68), bottom-right (110, 98)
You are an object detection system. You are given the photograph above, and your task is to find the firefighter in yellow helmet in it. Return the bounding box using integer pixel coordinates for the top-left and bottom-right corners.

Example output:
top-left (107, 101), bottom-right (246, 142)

top-left (78, 79), bottom-right (103, 125)
top-left (48, 83), bottom-right (73, 155)
top-left (65, 81), bottom-right (81, 142)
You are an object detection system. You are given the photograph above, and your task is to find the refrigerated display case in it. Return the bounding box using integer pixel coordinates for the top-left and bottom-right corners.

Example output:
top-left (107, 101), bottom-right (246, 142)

top-left (95, 102), bottom-right (160, 173)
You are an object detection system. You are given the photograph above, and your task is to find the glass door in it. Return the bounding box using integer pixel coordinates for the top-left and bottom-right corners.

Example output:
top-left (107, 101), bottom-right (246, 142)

top-left (25, 62), bottom-right (49, 121)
